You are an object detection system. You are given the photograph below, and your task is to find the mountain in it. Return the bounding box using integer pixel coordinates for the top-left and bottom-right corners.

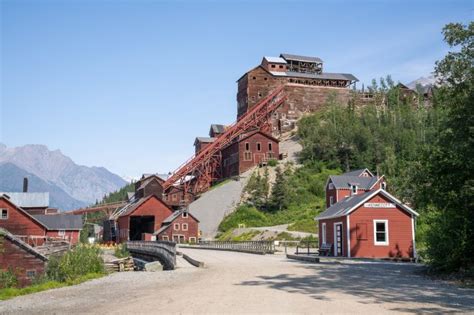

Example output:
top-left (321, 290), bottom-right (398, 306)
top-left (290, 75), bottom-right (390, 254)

top-left (407, 75), bottom-right (436, 90)
top-left (0, 143), bottom-right (127, 208)
top-left (0, 162), bottom-right (87, 210)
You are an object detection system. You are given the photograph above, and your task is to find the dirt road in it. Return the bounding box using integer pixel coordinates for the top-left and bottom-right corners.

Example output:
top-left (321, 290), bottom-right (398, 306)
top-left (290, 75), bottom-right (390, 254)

top-left (1, 249), bottom-right (473, 314)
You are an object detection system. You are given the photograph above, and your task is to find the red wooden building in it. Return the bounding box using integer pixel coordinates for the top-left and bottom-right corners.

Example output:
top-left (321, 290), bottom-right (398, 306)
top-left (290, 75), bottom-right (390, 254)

top-left (316, 170), bottom-right (418, 259)
top-left (0, 228), bottom-right (48, 287)
top-left (0, 195), bottom-right (83, 246)
top-left (116, 195), bottom-right (174, 242)
top-left (154, 209), bottom-right (200, 243)
top-left (221, 130), bottom-right (279, 178)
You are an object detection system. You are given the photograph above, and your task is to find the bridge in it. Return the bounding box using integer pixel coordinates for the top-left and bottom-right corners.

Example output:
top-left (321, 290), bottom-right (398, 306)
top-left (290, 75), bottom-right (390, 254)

top-left (126, 241), bottom-right (177, 270)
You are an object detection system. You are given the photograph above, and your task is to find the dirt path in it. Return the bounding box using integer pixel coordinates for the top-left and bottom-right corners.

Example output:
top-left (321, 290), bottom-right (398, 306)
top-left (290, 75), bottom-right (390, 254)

top-left (1, 249), bottom-right (473, 314)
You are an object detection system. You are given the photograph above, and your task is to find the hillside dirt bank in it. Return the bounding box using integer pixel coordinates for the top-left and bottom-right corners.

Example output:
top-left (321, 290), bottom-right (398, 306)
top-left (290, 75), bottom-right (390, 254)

top-left (1, 249), bottom-right (473, 314)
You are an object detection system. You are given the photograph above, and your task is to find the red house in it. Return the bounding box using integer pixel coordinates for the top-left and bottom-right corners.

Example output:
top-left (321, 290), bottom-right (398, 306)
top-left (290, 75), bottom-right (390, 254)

top-left (316, 170), bottom-right (418, 259)
top-left (0, 228), bottom-right (48, 287)
top-left (154, 209), bottom-right (200, 243)
top-left (0, 195), bottom-right (83, 246)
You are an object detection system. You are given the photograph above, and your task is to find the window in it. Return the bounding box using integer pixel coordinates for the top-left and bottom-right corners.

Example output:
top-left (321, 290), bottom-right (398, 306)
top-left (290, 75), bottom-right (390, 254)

top-left (328, 183), bottom-right (334, 190)
top-left (189, 237), bottom-right (197, 243)
top-left (351, 185), bottom-right (358, 195)
top-left (245, 142), bottom-right (250, 151)
top-left (279, 65), bottom-right (283, 69)
top-left (373, 220), bottom-right (389, 245)
top-left (162, 236), bottom-right (169, 241)
top-left (244, 152), bottom-right (252, 161)
top-left (182, 212), bottom-right (188, 218)
top-left (182, 223), bottom-right (188, 231)
top-left (356, 223), bottom-right (367, 240)
top-left (172, 194), bottom-right (177, 201)
top-left (258, 92), bottom-right (262, 97)
top-left (26, 270), bottom-right (36, 279)
top-left (256, 143), bottom-right (261, 151)
top-left (264, 77), bottom-right (267, 81)
top-left (0, 209), bottom-right (8, 220)
top-left (58, 230), bottom-right (65, 236)
top-left (329, 196), bottom-right (334, 206)
top-left (321, 223), bottom-right (326, 244)
top-left (381, 182), bottom-right (387, 190)
top-left (268, 143), bottom-right (273, 151)
top-left (271, 64), bottom-right (275, 68)
top-left (252, 76), bottom-right (256, 80)
top-left (174, 223), bottom-right (180, 231)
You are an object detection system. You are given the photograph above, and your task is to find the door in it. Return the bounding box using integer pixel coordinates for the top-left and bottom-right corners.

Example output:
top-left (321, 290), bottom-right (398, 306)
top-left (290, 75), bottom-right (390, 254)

top-left (334, 223), bottom-right (344, 256)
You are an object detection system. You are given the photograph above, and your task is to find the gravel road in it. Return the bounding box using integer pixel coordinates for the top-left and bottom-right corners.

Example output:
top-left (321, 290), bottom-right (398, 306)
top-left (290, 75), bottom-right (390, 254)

top-left (1, 249), bottom-right (473, 314)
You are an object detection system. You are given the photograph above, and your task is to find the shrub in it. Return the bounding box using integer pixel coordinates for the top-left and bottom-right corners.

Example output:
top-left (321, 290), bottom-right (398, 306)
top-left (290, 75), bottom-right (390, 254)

top-left (267, 159), bottom-right (278, 167)
top-left (0, 269), bottom-right (18, 289)
top-left (288, 219), bottom-right (318, 234)
top-left (47, 245), bottom-right (105, 282)
top-left (114, 244), bottom-right (130, 258)
top-left (219, 205), bottom-right (269, 232)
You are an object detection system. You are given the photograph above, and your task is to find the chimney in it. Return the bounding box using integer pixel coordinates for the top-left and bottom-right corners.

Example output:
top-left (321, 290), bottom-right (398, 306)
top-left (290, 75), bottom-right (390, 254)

top-left (23, 177), bottom-right (28, 193)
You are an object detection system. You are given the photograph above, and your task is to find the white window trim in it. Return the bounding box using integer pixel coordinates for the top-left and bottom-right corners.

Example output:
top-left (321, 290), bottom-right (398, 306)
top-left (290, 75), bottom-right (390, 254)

top-left (373, 219), bottom-right (389, 246)
top-left (182, 212), bottom-right (188, 218)
top-left (351, 185), bottom-right (358, 196)
top-left (321, 223), bottom-right (326, 244)
top-left (329, 196), bottom-right (334, 206)
top-left (0, 209), bottom-right (8, 220)
top-left (333, 222), bottom-right (344, 256)
top-left (162, 235), bottom-right (169, 241)
top-left (174, 223), bottom-right (180, 231)
top-left (189, 237), bottom-right (197, 243)
top-left (182, 223), bottom-right (188, 231)
top-left (58, 230), bottom-right (65, 236)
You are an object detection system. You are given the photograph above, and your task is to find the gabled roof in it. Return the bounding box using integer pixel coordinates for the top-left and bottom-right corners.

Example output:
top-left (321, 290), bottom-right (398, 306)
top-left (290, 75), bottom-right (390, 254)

top-left (194, 137), bottom-right (216, 145)
top-left (118, 194), bottom-right (171, 217)
top-left (33, 214), bottom-right (83, 230)
top-left (328, 175), bottom-right (378, 190)
top-left (0, 195), bottom-right (50, 230)
top-left (315, 189), bottom-right (418, 220)
top-left (210, 124), bottom-right (226, 135)
top-left (238, 130), bottom-right (279, 143)
top-left (342, 168), bottom-right (374, 177)
top-left (153, 209), bottom-right (199, 235)
top-left (0, 192), bottom-right (49, 208)
top-left (263, 56), bottom-right (287, 64)
top-left (280, 53), bottom-right (323, 63)
top-left (0, 228), bottom-right (48, 261)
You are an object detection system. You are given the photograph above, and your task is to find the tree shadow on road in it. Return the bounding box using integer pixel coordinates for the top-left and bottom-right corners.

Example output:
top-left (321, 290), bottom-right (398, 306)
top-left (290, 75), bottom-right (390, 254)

top-left (237, 260), bottom-right (474, 314)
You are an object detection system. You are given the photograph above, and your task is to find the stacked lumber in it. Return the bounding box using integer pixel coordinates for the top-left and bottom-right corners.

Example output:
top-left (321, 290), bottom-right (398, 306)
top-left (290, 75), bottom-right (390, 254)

top-left (104, 257), bottom-right (134, 273)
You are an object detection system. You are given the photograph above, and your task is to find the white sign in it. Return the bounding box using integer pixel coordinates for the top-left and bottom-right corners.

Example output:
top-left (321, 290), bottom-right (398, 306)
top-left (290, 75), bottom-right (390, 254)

top-left (364, 202), bottom-right (396, 208)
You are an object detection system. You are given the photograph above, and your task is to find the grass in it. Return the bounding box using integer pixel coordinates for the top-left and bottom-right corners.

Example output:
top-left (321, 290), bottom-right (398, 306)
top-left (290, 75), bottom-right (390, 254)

top-left (0, 273), bottom-right (105, 301)
top-left (210, 179), bottom-right (232, 190)
top-left (288, 219), bottom-right (318, 234)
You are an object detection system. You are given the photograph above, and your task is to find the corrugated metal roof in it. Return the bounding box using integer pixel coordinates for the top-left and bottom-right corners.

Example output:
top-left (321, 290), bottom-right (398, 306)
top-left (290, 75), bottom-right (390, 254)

top-left (0, 192), bottom-right (49, 208)
top-left (263, 56), bottom-right (287, 64)
top-left (33, 214), bottom-right (83, 230)
top-left (329, 175), bottom-right (378, 190)
top-left (280, 53), bottom-right (323, 63)
top-left (269, 71), bottom-right (358, 82)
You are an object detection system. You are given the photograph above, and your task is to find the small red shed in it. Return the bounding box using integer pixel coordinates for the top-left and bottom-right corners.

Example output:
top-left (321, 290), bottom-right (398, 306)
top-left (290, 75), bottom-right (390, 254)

top-left (154, 209), bottom-right (200, 243)
top-left (0, 228), bottom-right (48, 287)
top-left (316, 188), bottom-right (419, 259)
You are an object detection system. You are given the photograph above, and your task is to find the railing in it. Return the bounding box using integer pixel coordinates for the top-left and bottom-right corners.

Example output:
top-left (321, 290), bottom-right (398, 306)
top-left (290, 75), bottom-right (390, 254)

top-left (295, 240), bottom-right (319, 256)
top-left (126, 241), bottom-right (177, 270)
top-left (194, 240), bottom-right (275, 254)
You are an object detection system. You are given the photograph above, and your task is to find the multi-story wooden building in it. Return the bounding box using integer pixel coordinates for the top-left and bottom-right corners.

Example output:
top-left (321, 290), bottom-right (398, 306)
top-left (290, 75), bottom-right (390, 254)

top-left (154, 209), bottom-right (200, 243)
top-left (237, 53), bottom-right (358, 133)
top-left (316, 169), bottom-right (418, 259)
top-left (221, 130), bottom-right (279, 178)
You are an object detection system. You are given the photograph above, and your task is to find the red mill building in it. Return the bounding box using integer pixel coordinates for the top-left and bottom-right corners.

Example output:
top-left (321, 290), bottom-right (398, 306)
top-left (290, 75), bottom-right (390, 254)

top-left (237, 53), bottom-right (358, 132)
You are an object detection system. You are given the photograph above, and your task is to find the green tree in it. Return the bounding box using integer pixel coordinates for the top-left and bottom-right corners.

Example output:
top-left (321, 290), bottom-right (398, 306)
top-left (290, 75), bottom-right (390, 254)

top-left (415, 22), bottom-right (474, 272)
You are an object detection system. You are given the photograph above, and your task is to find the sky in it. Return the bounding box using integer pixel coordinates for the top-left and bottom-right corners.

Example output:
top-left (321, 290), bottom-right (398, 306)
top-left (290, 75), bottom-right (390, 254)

top-left (1, 0), bottom-right (472, 179)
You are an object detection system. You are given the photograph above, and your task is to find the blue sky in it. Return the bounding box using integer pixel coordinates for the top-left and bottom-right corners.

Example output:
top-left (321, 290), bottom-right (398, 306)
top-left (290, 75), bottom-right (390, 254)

top-left (1, 0), bottom-right (472, 178)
